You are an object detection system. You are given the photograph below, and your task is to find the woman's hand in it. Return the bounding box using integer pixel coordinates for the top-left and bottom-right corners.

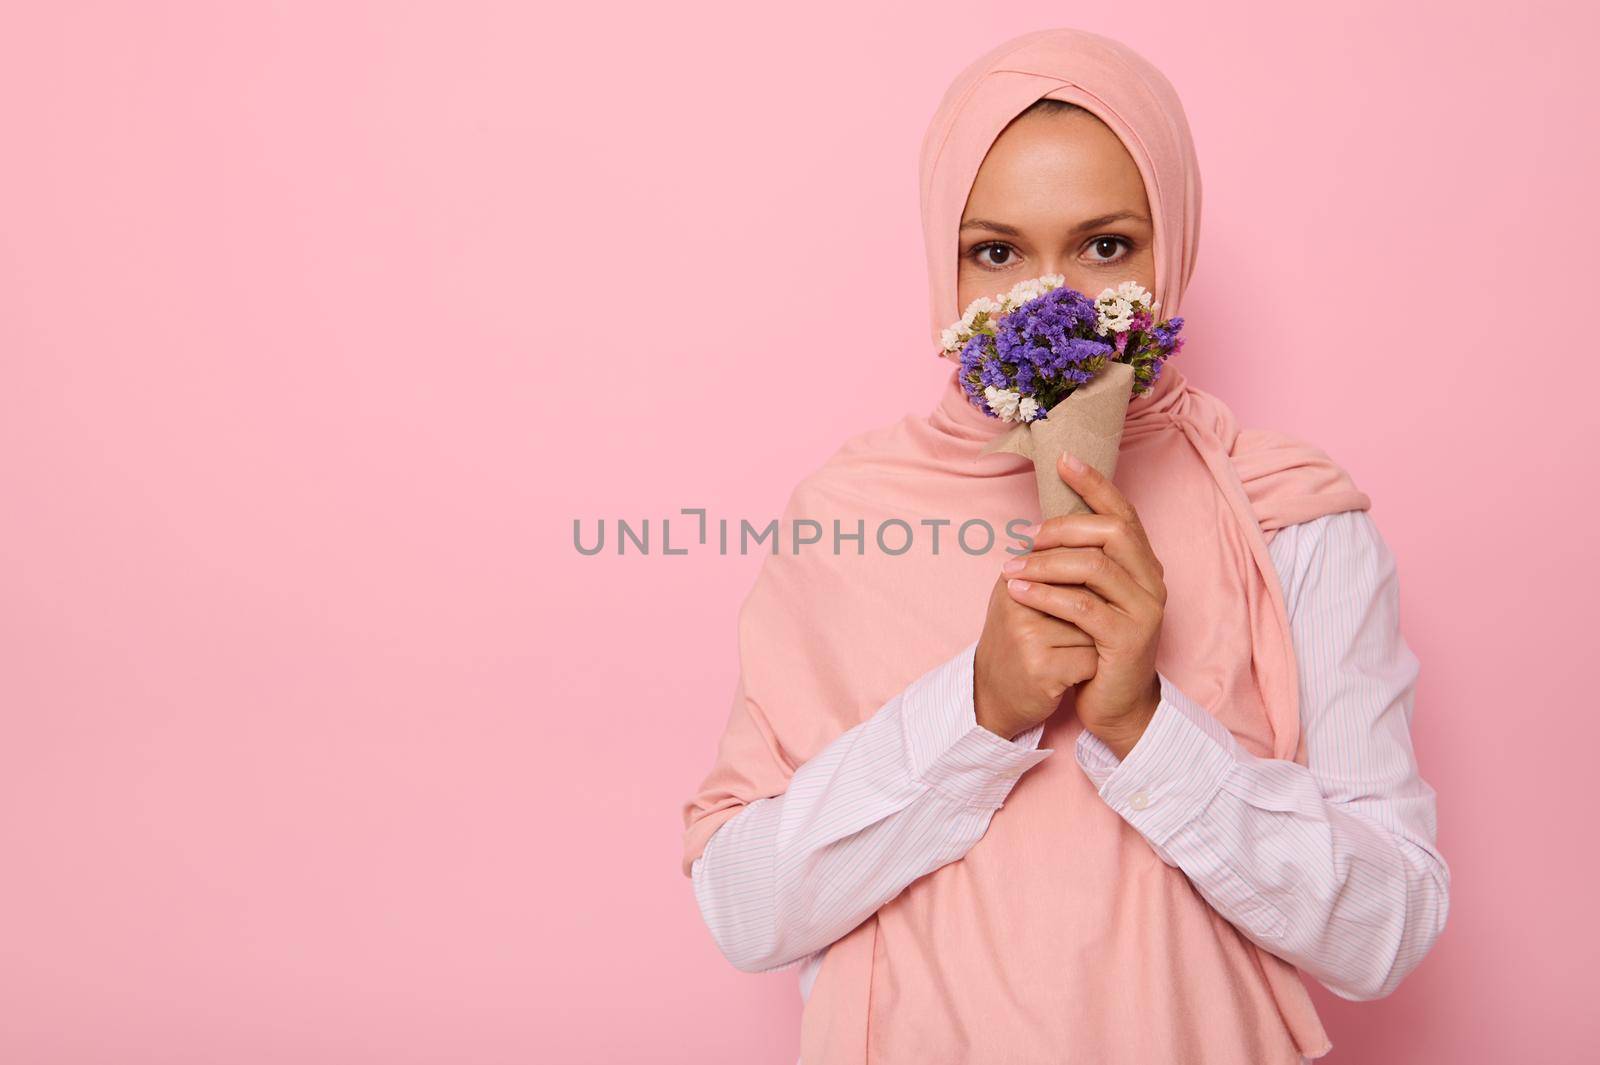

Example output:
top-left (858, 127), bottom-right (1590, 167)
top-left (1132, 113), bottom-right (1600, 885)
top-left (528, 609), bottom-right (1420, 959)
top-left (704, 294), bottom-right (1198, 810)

top-left (973, 569), bottom-right (1099, 741)
top-left (999, 452), bottom-right (1167, 758)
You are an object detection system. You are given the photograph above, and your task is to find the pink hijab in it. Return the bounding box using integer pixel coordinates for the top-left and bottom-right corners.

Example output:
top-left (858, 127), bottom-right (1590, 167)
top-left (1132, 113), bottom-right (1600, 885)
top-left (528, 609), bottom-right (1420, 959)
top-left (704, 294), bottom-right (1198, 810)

top-left (682, 27), bottom-right (1367, 1063)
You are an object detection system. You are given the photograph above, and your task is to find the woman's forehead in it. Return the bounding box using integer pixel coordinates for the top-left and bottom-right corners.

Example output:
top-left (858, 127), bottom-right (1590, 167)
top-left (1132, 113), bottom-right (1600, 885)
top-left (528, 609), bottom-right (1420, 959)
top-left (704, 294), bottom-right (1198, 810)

top-left (964, 111), bottom-right (1151, 226)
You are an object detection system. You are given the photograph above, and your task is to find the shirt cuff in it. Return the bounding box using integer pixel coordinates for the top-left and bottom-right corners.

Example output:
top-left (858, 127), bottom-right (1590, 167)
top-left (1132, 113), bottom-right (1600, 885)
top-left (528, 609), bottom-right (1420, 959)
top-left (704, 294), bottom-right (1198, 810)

top-left (902, 641), bottom-right (1055, 809)
top-left (1073, 672), bottom-right (1240, 845)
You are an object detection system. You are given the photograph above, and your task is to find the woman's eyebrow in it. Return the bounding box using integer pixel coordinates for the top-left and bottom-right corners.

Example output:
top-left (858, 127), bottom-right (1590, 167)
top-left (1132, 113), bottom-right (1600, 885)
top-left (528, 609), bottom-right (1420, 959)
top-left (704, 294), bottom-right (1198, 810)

top-left (1073, 210), bottom-right (1151, 231)
top-left (958, 211), bottom-right (1152, 236)
top-left (959, 218), bottom-right (1024, 236)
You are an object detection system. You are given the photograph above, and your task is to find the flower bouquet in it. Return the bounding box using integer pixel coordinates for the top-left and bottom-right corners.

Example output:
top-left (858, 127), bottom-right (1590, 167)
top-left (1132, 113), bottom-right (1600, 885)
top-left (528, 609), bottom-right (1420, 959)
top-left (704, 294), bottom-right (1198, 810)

top-left (941, 276), bottom-right (1184, 517)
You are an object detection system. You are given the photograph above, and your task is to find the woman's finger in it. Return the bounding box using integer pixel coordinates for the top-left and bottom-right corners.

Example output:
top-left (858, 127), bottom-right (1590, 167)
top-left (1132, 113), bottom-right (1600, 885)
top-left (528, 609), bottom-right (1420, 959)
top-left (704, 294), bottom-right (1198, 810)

top-left (1005, 578), bottom-right (1127, 644)
top-left (994, 573), bottom-right (1092, 647)
top-left (1024, 515), bottom-right (1164, 601)
top-left (1004, 545), bottom-right (1156, 616)
top-left (1041, 615), bottom-right (1094, 648)
top-left (1055, 452), bottom-right (1140, 526)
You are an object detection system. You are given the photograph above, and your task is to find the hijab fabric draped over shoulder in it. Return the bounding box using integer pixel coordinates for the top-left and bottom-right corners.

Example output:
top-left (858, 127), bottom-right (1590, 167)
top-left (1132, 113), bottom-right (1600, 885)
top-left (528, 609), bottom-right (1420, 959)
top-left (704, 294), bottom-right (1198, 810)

top-left (682, 27), bottom-right (1367, 1063)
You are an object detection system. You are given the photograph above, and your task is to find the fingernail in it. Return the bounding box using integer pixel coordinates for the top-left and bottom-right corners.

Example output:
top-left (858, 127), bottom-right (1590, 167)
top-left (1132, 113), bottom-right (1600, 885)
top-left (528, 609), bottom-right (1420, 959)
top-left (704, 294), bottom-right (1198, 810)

top-left (1008, 579), bottom-right (1030, 593)
top-left (1002, 557), bottom-right (1026, 574)
top-left (1062, 452), bottom-right (1086, 473)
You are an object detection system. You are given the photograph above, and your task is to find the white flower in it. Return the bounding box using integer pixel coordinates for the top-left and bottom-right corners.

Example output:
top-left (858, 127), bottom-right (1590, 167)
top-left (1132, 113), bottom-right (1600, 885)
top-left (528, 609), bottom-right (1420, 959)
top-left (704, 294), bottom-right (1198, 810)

top-left (983, 386), bottom-right (1025, 422)
top-left (942, 296), bottom-right (1004, 352)
top-left (960, 297), bottom-right (1000, 336)
top-left (1094, 280), bottom-right (1151, 335)
top-left (963, 295), bottom-right (1000, 321)
top-left (1017, 396), bottom-right (1040, 421)
top-left (1096, 303), bottom-right (1133, 336)
top-left (1100, 278), bottom-right (1152, 307)
top-left (1001, 273), bottom-right (1065, 312)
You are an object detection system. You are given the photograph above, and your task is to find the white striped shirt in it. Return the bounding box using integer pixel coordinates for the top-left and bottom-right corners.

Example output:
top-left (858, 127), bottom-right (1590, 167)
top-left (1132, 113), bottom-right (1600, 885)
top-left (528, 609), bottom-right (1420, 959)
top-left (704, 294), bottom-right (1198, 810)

top-left (689, 508), bottom-right (1449, 1034)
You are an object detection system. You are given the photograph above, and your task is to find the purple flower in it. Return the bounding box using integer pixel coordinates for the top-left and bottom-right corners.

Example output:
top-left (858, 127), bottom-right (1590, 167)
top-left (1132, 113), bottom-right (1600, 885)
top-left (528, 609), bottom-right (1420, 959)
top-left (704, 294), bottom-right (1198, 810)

top-left (956, 282), bottom-right (1185, 420)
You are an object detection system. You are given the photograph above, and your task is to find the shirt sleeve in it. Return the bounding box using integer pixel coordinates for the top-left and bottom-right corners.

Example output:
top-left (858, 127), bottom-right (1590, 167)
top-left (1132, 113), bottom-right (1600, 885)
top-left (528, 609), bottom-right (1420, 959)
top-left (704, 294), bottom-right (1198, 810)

top-left (1074, 509), bottom-right (1450, 1001)
top-left (690, 640), bottom-right (1054, 974)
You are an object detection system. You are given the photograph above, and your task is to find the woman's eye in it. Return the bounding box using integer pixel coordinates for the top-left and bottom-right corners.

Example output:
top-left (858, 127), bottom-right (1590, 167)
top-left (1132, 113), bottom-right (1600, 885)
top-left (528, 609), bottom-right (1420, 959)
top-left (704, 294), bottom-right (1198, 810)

top-left (1086, 237), bottom-right (1129, 262)
top-left (971, 242), bottom-right (1018, 269)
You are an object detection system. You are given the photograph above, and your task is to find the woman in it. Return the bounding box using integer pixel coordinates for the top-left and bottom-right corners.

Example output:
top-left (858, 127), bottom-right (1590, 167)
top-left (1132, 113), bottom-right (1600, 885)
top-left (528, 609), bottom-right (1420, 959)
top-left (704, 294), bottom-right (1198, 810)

top-left (679, 27), bottom-right (1447, 1064)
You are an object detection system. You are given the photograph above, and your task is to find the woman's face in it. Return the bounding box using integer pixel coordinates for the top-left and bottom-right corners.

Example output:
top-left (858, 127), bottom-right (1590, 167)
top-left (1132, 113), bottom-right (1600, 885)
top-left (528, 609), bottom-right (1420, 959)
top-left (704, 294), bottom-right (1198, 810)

top-left (956, 108), bottom-right (1156, 317)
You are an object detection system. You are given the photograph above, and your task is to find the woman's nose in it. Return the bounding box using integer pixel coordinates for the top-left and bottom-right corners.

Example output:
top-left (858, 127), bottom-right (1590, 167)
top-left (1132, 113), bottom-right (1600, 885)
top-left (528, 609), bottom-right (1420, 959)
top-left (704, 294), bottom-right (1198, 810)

top-left (1039, 261), bottom-right (1090, 291)
top-left (1038, 258), bottom-right (1085, 286)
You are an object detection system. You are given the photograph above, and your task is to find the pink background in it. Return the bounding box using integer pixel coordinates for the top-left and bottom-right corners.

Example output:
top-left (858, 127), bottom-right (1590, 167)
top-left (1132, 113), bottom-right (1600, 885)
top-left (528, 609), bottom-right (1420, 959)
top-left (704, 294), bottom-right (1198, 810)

top-left (2, 2), bottom-right (1595, 1062)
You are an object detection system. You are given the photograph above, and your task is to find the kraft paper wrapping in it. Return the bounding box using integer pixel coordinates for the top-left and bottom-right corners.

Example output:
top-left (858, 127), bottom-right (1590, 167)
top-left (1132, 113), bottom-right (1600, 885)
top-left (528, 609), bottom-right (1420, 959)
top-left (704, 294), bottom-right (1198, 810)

top-left (979, 360), bottom-right (1135, 518)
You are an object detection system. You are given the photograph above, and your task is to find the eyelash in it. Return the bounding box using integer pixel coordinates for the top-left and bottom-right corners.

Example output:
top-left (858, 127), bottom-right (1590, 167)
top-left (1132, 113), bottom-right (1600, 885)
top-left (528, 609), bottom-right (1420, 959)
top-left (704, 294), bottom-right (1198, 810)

top-left (968, 236), bottom-right (1133, 271)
